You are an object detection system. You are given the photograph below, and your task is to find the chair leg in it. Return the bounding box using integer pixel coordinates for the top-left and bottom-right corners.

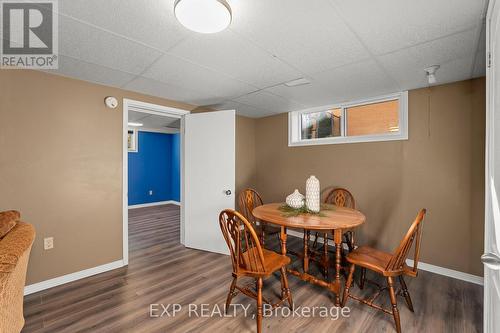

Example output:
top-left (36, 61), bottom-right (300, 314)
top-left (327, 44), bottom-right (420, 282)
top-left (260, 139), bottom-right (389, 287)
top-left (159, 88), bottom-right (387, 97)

top-left (280, 266), bottom-right (293, 309)
top-left (342, 264), bottom-right (356, 307)
top-left (256, 277), bottom-right (263, 333)
top-left (260, 225), bottom-right (265, 247)
top-left (359, 267), bottom-right (366, 290)
top-left (344, 231), bottom-right (355, 252)
top-left (312, 232), bottom-right (319, 249)
top-left (225, 276), bottom-right (237, 314)
top-left (387, 276), bottom-right (402, 333)
top-left (399, 276), bottom-right (414, 312)
top-left (323, 233), bottom-right (329, 277)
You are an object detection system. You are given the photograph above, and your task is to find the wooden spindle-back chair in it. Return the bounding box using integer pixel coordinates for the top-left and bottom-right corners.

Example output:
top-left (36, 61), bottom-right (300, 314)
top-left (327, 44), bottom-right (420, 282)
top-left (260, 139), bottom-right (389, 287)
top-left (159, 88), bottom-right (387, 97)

top-left (325, 187), bottom-right (356, 209)
top-left (219, 209), bottom-right (293, 333)
top-left (238, 188), bottom-right (280, 246)
top-left (342, 209), bottom-right (427, 333)
top-left (308, 188), bottom-right (356, 277)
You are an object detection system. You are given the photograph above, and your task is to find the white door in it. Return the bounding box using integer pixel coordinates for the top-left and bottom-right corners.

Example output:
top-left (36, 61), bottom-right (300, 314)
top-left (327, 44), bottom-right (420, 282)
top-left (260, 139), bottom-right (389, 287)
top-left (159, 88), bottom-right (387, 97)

top-left (182, 110), bottom-right (235, 255)
top-left (484, 1), bottom-right (500, 331)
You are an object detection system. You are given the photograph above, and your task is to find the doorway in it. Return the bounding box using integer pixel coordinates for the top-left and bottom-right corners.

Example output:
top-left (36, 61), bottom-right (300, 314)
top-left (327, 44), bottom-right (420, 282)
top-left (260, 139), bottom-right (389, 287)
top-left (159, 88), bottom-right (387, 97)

top-left (122, 99), bottom-right (189, 265)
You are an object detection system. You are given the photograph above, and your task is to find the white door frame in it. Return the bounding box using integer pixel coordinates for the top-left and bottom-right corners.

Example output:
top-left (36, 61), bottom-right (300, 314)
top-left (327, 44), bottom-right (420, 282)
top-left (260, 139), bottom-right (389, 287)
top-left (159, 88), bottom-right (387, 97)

top-left (122, 99), bottom-right (190, 265)
top-left (484, 0), bottom-right (500, 331)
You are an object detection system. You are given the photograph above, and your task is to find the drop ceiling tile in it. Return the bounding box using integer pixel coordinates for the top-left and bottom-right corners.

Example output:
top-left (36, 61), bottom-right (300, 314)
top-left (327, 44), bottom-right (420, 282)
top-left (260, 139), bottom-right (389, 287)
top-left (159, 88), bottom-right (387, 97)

top-left (169, 30), bottom-right (302, 88)
top-left (378, 29), bottom-right (477, 90)
top-left (265, 81), bottom-right (336, 107)
top-left (331, 0), bottom-right (486, 55)
top-left (58, 0), bottom-right (189, 51)
top-left (230, 0), bottom-right (370, 74)
top-left (142, 54), bottom-right (258, 99)
top-left (311, 60), bottom-right (400, 103)
top-left (233, 90), bottom-right (305, 114)
top-left (208, 100), bottom-right (274, 118)
top-left (59, 15), bottom-right (162, 74)
top-left (123, 77), bottom-right (202, 103)
top-left (43, 55), bottom-right (136, 87)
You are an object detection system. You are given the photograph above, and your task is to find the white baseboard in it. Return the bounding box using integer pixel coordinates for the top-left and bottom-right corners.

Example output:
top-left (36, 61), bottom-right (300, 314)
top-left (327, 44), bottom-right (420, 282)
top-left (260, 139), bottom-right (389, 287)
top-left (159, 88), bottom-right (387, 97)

top-left (128, 200), bottom-right (180, 209)
top-left (406, 259), bottom-right (483, 285)
top-left (287, 230), bottom-right (484, 286)
top-left (24, 260), bottom-right (125, 296)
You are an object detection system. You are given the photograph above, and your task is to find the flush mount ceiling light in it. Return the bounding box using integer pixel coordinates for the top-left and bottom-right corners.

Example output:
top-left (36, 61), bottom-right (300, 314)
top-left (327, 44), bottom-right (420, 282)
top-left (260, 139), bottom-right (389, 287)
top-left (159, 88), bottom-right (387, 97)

top-left (128, 122), bottom-right (143, 127)
top-left (174, 0), bottom-right (232, 34)
top-left (424, 65), bottom-right (440, 85)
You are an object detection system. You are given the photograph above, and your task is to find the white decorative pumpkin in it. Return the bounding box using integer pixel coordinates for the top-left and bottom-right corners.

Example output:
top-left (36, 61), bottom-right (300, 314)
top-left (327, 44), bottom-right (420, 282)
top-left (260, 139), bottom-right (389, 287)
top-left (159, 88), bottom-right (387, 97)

top-left (305, 175), bottom-right (320, 213)
top-left (286, 189), bottom-right (305, 209)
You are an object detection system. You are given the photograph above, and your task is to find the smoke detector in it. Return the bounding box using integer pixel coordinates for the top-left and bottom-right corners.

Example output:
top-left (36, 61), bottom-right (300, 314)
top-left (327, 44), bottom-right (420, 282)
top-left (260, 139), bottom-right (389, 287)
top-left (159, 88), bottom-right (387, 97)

top-left (424, 65), bottom-right (440, 85)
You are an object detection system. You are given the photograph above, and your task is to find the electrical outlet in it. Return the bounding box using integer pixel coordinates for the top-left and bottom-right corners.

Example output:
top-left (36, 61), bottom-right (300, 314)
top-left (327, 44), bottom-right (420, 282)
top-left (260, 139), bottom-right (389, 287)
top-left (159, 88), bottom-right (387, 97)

top-left (149, 190), bottom-right (153, 196)
top-left (44, 237), bottom-right (54, 250)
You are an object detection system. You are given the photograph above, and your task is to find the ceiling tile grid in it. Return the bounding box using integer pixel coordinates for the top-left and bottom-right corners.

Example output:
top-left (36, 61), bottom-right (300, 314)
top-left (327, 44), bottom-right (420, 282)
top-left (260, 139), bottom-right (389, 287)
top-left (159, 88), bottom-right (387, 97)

top-left (44, 55), bottom-right (136, 88)
top-left (377, 28), bottom-right (480, 90)
top-left (311, 59), bottom-right (401, 104)
top-left (229, 0), bottom-right (371, 75)
top-left (141, 53), bottom-right (259, 100)
top-left (233, 89), bottom-right (305, 114)
top-left (58, 15), bottom-right (163, 75)
top-left (207, 100), bottom-right (274, 118)
top-left (58, 0), bottom-right (190, 52)
top-left (168, 30), bottom-right (303, 89)
top-left (329, 0), bottom-right (487, 55)
top-left (123, 76), bottom-right (203, 102)
top-left (35, 0), bottom-right (488, 118)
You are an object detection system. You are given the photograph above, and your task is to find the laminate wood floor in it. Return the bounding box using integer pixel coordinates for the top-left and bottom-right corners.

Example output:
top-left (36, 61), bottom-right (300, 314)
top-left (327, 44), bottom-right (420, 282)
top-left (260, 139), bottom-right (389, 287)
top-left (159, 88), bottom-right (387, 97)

top-left (23, 205), bottom-right (483, 333)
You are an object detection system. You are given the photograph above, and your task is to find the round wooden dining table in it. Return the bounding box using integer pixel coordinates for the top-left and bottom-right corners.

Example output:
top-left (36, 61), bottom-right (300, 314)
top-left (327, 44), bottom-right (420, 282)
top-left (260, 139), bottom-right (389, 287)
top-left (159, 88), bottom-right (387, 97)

top-left (252, 203), bottom-right (366, 306)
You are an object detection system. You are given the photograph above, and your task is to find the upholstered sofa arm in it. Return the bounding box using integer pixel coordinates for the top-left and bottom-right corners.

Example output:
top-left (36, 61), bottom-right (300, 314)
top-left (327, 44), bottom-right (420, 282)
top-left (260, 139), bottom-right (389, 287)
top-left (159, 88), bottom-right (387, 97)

top-left (0, 222), bottom-right (36, 273)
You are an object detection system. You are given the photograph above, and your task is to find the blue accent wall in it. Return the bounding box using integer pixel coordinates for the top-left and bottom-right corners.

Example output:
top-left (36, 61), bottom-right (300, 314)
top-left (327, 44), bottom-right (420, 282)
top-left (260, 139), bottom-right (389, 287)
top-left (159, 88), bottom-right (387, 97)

top-left (128, 131), bottom-right (180, 205)
top-left (170, 133), bottom-right (181, 202)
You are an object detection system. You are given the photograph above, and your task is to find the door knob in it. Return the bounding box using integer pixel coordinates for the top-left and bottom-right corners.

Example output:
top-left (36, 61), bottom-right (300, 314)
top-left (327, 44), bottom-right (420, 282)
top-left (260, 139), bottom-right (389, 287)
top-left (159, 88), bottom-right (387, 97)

top-left (481, 252), bottom-right (500, 270)
top-left (225, 190), bottom-right (232, 196)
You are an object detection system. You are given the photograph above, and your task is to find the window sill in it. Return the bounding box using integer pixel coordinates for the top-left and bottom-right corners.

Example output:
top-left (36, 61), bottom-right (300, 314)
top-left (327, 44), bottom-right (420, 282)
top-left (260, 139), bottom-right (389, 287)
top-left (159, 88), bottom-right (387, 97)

top-left (288, 132), bottom-right (408, 147)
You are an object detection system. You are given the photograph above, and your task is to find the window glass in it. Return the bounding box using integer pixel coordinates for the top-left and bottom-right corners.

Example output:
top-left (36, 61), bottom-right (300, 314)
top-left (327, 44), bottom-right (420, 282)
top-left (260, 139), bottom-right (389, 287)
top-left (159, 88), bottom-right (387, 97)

top-left (346, 100), bottom-right (399, 136)
top-left (301, 108), bottom-right (341, 139)
top-left (289, 92), bottom-right (407, 146)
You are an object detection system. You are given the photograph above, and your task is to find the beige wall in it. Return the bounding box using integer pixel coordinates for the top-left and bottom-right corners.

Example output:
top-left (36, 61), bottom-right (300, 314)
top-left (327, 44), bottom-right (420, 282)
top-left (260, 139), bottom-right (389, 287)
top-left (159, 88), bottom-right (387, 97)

top-left (254, 78), bottom-right (485, 276)
top-left (0, 69), bottom-right (486, 284)
top-left (0, 70), bottom-right (197, 284)
top-left (235, 116), bottom-right (257, 196)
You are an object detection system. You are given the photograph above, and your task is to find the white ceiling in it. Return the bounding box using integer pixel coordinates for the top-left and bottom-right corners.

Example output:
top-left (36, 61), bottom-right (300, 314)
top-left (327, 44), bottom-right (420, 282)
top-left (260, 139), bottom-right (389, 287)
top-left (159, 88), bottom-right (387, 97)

top-left (41, 0), bottom-right (487, 118)
top-left (129, 110), bottom-right (180, 130)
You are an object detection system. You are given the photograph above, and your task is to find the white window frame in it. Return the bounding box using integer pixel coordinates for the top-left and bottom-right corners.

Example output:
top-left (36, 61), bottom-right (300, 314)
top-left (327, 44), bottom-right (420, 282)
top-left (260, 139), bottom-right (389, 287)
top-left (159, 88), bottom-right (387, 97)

top-left (288, 91), bottom-right (408, 146)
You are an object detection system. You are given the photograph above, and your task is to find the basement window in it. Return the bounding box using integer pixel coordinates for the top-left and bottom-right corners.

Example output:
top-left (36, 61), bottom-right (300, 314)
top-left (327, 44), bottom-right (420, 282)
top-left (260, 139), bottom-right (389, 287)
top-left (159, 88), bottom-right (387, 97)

top-left (288, 92), bottom-right (408, 146)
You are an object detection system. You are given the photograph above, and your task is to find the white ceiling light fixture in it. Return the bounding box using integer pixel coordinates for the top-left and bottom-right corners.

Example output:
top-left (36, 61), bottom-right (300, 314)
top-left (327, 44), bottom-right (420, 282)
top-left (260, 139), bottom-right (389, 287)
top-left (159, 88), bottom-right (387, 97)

top-left (424, 65), bottom-right (440, 85)
top-left (128, 122), bottom-right (143, 127)
top-left (174, 0), bottom-right (232, 34)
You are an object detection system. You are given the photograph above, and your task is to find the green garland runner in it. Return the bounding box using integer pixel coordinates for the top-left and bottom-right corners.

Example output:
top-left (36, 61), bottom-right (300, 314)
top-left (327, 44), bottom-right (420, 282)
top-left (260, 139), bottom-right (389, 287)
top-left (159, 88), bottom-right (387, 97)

top-left (278, 203), bottom-right (335, 217)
